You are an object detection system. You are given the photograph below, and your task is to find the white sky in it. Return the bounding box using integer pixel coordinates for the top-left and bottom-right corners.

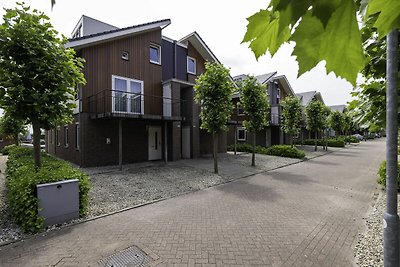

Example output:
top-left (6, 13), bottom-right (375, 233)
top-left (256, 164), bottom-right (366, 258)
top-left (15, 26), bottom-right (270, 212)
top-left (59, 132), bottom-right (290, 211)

top-left (0, 0), bottom-right (356, 106)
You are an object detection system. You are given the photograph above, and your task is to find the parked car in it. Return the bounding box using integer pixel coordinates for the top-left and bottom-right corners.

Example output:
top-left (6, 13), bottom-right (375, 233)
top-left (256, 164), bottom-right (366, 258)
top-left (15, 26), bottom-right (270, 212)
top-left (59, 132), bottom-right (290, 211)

top-left (352, 134), bottom-right (364, 141)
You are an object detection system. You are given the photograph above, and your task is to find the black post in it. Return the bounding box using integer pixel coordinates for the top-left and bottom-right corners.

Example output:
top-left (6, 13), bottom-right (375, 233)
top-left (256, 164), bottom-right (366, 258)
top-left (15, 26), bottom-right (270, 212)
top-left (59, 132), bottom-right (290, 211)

top-left (384, 29), bottom-right (399, 267)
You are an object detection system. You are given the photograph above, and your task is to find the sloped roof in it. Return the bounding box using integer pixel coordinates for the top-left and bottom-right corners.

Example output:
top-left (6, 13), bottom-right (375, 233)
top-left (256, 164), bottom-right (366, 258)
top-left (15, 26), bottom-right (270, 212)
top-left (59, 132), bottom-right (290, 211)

top-left (65, 19), bottom-right (171, 49)
top-left (179, 31), bottom-right (220, 63)
top-left (255, 72), bottom-right (277, 84)
top-left (296, 91), bottom-right (325, 106)
top-left (329, 105), bottom-right (347, 113)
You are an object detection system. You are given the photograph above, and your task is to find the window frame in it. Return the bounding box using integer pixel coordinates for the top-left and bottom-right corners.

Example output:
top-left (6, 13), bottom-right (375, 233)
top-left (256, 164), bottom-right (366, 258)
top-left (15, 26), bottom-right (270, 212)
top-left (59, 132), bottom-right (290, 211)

top-left (75, 123), bottom-right (80, 150)
top-left (111, 75), bottom-right (144, 115)
top-left (237, 127), bottom-right (247, 141)
top-left (64, 126), bottom-right (69, 148)
top-left (187, 56), bottom-right (196, 75)
top-left (149, 43), bottom-right (161, 65)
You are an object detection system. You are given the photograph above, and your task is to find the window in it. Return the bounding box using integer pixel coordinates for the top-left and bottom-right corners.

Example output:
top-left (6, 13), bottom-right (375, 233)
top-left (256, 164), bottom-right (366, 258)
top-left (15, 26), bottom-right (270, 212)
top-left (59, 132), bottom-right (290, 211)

top-left (56, 127), bottom-right (60, 146)
top-left (112, 75), bottom-right (144, 114)
top-left (121, 51), bottom-right (129, 61)
top-left (72, 24), bottom-right (83, 39)
top-left (64, 126), bottom-right (69, 147)
top-left (237, 127), bottom-right (246, 141)
top-left (149, 44), bottom-right (161, 64)
top-left (187, 56), bottom-right (196, 74)
top-left (276, 88), bottom-right (280, 104)
top-left (75, 123), bottom-right (80, 150)
top-left (237, 103), bottom-right (244, 116)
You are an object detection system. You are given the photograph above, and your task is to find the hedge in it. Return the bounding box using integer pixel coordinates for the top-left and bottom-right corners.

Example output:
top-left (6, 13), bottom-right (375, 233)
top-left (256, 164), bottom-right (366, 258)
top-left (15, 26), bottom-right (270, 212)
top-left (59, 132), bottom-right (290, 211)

top-left (296, 139), bottom-right (345, 147)
top-left (5, 145), bottom-right (90, 233)
top-left (377, 160), bottom-right (400, 191)
top-left (1, 144), bottom-right (17, 155)
top-left (227, 144), bottom-right (305, 159)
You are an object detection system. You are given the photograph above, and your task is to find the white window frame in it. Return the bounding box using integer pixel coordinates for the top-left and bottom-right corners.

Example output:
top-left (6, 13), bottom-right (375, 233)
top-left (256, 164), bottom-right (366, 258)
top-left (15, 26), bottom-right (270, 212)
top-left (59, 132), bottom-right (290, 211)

top-left (149, 44), bottom-right (161, 65)
top-left (237, 127), bottom-right (247, 141)
top-left (112, 75), bottom-right (144, 115)
top-left (64, 126), bottom-right (69, 148)
top-left (187, 56), bottom-right (196, 75)
top-left (75, 123), bottom-right (80, 150)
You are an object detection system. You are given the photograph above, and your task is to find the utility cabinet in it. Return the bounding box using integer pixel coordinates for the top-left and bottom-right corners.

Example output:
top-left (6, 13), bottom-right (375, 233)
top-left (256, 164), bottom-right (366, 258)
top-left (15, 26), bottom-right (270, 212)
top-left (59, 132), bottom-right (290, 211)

top-left (37, 179), bottom-right (79, 227)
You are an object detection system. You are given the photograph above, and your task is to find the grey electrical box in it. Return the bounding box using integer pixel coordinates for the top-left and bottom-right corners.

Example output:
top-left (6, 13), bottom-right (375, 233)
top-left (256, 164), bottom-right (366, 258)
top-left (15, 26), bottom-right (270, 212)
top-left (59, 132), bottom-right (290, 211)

top-left (37, 179), bottom-right (80, 227)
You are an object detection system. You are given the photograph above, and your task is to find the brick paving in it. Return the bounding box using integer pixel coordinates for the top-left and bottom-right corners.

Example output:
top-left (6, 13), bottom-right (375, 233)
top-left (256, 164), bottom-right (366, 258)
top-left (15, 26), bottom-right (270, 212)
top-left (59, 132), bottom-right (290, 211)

top-left (0, 140), bottom-right (385, 266)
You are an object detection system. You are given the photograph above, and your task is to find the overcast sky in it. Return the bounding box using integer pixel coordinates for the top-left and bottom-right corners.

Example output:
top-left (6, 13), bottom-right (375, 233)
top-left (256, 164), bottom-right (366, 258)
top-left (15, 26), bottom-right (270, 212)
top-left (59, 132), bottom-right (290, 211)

top-left (0, 0), bottom-right (356, 106)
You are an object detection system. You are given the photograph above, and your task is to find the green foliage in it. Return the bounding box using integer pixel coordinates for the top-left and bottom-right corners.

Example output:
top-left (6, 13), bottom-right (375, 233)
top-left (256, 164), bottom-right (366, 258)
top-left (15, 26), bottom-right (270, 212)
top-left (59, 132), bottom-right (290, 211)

top-left (242, 0), bottom-right (400, 86)
top-left (0, 3), bottom-right (86, 167)
top-left (227, 143), bottom-right (305, 158)
top-left (328, 110), bottom-right (344, 134)
top-left (305, 100), bottom-right (326, 132)
top-left (265, 145), bottom-right (305, 159)
top-left (5, 146), bottom-right (90, 233)
top-left (194, 62), bottom-right (234, 134)
top-left (0, 112), bottom-right (27, 144)
top-left (281, 96), bottom-right (302, 138)
top-left (377, 160), bottom-right (400, 191)
top-left (239, 76), bottom-right (270, 133)
top-left (1, 144), bottom-right (17, 155)
top-left (297, 139), bottom-right (345, 147)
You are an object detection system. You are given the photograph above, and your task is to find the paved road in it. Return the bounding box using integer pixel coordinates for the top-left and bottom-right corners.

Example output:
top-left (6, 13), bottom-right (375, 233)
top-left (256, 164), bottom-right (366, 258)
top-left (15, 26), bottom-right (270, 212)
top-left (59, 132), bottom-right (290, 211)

top-left (0, 139), bottom-right (385, 266)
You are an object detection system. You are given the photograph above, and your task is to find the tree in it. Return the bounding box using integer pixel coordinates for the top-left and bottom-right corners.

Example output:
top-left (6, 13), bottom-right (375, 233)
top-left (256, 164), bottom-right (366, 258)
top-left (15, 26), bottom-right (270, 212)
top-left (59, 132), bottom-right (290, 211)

top-left (343, 113), bottom-right (354, 142)
top-left (322, 106), bottom-right (331, 151)
top-left (305, 100), bottom-right (325, 151)
top-left (194, 62), bottom-right (234, 174)
top-left (281, 96), bottom-right (302, 147)
top-left (242, 1), bottom-right (399, 263)
top-left (328, 111), bottom-right (344, 137)
top-left (239, 76), bottom-right (269, 166)
top-left (0, 4), bottom-right (85, 168)
top-left (0, 112), bottom-right (26, 145)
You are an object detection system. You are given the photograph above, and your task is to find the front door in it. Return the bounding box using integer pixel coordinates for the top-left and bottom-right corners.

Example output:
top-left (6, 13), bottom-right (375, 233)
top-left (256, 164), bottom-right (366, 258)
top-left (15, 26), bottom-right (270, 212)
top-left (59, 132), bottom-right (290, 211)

top-left (148, 126), bottom-right (162, 160)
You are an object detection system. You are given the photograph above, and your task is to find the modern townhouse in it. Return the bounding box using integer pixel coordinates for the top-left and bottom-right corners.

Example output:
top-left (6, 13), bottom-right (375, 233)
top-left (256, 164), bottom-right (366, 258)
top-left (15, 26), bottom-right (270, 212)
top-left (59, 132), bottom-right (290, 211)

top-left (228, 72), bottom-right (296, 148)
top-left (46, 15), bottom-right (226, 167)
top-left (296, 90), bottom-right (325, 141)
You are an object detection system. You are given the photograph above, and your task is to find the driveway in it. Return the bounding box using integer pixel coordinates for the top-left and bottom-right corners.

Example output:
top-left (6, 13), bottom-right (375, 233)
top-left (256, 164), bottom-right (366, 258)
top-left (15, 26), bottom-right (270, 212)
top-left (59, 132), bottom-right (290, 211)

top-left (0, 140), bottom-right (385, 266)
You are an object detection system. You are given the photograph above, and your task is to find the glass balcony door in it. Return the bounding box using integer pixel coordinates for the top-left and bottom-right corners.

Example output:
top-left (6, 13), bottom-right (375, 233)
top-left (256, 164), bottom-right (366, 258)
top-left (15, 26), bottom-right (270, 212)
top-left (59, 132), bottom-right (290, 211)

top-left (112, 75), bottom-right (144, 114)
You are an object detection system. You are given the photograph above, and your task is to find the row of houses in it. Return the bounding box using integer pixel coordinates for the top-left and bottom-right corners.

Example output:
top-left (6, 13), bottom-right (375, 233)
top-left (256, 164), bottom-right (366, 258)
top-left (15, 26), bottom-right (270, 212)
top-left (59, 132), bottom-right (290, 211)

top-left (44, 16), bottom-right (343, 167)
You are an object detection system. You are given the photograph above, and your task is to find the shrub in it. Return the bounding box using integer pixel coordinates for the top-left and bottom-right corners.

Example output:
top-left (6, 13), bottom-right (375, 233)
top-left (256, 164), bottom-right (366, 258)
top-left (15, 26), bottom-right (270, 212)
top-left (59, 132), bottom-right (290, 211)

top-left (228, 143), bottom-right (305, 158)
top-left (377, 160), bottom-right (400, 191)
top-left (6, 145), bottom-right (90, 233)
top-left (296, 139), bottom-right (345, 147)
top-left (1, 144), bottom-right (17, 155)
top-left (265, 145), bottom-right (305, 159)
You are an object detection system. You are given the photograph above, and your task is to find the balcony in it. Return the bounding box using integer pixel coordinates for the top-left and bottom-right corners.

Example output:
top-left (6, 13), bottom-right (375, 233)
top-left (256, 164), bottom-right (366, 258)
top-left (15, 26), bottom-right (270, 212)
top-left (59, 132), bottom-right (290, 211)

top-left (89, 90), bottom-right (185, 121)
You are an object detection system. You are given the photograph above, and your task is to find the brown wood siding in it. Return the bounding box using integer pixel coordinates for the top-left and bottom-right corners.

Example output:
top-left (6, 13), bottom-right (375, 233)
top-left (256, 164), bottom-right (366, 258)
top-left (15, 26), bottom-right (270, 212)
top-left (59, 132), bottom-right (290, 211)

top-left (187, 42), bottom-right (205, 84)
top-left (80, 29), bottom-right (163, 116)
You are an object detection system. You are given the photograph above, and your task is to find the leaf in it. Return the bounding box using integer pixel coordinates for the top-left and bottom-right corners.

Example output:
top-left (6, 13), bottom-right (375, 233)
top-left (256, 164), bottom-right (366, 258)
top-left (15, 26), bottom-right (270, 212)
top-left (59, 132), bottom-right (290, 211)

top-left (277, 0), bottom-right (312, 33)
top-left (312, 0), bottom-right (341, 27)
top-left (321, 0), bottom-right (365, 85)
top-left (290, 11), bottom-right (325, 76)
top-left (366, 0), bottom-right (400, 38)
top-left (243, 9), bottom-right (291, 59)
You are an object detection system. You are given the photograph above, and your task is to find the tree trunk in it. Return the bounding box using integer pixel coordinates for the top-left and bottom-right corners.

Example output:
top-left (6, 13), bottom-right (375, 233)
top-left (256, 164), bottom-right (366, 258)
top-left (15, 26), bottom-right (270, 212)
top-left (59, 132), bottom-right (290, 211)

top-left (13, 133), bottom-right (19, 145)
top-left (252, 132), bottom-right (256, 166)
top-left (32, 119), bottom-right (41, 169)
top-left (213, 132), bottom-right (218, 174)
top-left (314, 131), bottom-right (317, 151)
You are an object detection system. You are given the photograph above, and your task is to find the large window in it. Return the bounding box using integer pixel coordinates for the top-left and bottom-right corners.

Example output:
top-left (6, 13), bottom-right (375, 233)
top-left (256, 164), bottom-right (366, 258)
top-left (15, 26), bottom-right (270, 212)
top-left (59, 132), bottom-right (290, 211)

top-left (112, 75), bottom-right (144, 114)
top-left (149, 44), bottom-right (161, 64)
top-left (187, 56), bottom-right (196, 74)
top-left (237, 103), bottom-right (244, 116)
top-left (237, 127), bottom-right (246, 141)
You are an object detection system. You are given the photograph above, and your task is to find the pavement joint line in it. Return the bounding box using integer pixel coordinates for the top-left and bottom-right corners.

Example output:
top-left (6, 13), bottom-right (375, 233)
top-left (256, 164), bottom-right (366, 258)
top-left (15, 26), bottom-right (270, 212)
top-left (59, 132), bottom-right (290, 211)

top-left (0, 144), bottom-right (354, 249)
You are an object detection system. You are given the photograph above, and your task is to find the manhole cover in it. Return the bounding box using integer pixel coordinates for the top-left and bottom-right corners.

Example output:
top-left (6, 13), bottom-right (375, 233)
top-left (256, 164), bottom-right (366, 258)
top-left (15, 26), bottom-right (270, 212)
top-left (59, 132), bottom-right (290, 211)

top-left (99, 245), bottom-right (152, 267)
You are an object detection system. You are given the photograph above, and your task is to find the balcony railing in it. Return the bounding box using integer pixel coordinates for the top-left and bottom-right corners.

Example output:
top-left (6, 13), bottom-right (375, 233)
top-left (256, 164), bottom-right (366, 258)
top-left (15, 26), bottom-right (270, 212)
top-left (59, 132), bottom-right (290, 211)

top-left (89, 89), bottom-right (186, 120)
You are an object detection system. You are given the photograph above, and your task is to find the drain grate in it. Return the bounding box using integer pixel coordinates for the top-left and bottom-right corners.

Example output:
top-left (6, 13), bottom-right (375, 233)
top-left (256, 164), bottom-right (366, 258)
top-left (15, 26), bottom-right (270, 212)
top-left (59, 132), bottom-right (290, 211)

top-left (99, 245), bottom-right (152, 267)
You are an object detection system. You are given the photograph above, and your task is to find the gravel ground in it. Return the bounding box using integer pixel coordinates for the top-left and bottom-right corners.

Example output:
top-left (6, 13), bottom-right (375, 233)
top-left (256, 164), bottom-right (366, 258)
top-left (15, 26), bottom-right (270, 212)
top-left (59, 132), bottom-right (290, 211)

top-left (0, 145), bottom-right (345, 246)
top-left (0, 156), bottom-right (27, 245)
top-left (354, 191), bottom-right (399, 267)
